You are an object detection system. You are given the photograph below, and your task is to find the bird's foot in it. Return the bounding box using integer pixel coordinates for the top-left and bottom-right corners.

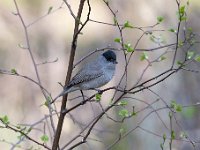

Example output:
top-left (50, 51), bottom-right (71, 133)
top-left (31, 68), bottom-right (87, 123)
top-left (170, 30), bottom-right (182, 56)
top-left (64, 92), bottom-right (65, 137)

top-left (92, 88), bottom-right (103, 94)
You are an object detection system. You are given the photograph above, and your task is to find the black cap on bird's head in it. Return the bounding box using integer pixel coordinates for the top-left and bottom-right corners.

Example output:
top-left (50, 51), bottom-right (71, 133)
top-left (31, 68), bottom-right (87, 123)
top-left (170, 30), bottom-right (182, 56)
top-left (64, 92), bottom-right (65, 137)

top-left (102, 50), bottom-right (118, 64)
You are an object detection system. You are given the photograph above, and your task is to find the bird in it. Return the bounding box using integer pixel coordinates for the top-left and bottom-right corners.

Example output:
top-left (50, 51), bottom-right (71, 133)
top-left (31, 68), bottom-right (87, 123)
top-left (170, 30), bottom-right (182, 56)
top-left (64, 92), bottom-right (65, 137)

top-left (51, 50), bottom-right (117, 104)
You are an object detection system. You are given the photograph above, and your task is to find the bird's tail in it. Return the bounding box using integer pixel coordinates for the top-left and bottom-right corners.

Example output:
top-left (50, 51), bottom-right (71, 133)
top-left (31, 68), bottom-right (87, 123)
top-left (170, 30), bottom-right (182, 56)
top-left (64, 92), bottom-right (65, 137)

top-left (50, 87), bottom-right (71, 104)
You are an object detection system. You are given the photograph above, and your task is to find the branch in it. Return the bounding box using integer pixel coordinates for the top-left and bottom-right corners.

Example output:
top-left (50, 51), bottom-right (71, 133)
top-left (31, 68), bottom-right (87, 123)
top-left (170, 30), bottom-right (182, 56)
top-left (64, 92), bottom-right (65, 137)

top-left (52, 0), bottom-right (90, 149)
top-left (0, 119), bottom-right (51, 150)
top-left (13, 0), bottom-right (56, 141)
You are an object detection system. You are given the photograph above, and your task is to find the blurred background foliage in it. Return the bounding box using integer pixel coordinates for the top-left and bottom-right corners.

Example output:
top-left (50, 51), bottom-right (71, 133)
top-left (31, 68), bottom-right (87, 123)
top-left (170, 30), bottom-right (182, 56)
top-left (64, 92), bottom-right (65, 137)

top-left (0, 0), bottom-right (200, 149)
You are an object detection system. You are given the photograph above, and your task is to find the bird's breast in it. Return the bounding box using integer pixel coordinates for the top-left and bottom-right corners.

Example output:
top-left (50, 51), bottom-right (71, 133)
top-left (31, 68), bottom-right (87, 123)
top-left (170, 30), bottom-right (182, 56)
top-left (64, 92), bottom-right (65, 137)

top-left (104, 67), bottom-right (115, 81)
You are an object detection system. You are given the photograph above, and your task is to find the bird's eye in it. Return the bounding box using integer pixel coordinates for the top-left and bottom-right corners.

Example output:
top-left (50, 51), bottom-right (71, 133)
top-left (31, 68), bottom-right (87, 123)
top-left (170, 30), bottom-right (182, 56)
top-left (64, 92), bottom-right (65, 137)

top-left (108, 58), bottom-right (113, 61)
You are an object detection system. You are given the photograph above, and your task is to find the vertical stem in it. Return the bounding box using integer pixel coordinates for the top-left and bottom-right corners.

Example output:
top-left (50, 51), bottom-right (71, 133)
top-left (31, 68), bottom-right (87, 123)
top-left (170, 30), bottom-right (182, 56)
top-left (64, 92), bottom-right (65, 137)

top-left (169, 112), bottom-right (173, 150)
top-left (171, 0), bottom-right (181, 69)
top-left (52, 0), bottom-right (86, 149)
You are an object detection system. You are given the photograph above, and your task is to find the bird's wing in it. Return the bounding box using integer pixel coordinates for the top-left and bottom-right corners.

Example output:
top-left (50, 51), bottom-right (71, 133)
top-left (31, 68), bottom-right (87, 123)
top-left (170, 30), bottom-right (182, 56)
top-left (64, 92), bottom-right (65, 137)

top-left (67, 71), bottom-right (104, 87)
top-left (67, 66), bottom-right (104, 87)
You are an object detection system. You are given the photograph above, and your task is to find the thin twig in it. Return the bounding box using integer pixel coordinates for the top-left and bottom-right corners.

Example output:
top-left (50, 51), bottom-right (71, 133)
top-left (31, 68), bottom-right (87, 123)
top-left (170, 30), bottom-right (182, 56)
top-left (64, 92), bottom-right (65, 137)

top-left (0, 119), bottom-right (51, 150)
top-left (13, 0), bottom-right (56, 144)
top-left (52, 0), bottom-right (90, 149)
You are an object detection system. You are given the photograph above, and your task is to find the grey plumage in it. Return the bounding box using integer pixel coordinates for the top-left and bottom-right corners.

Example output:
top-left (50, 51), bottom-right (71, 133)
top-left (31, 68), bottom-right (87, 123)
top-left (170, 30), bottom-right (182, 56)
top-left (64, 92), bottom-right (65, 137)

top-left (52, 50), bottom-right (117, 103)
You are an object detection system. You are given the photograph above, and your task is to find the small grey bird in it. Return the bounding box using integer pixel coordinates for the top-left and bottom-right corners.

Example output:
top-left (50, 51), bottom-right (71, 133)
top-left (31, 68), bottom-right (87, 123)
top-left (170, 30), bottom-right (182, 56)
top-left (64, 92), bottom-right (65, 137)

top-left (52, 50), bottom-right (117, 103)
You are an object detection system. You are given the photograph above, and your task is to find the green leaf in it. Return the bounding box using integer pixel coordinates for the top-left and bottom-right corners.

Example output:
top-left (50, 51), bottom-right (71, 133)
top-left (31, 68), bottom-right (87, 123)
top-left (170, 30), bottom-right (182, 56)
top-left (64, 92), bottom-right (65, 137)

top-left (187, 27), bottom-right (193, 32)
top-left (41, 134), bottom-right (49, 143)
top-left (168, 28), bottom-right (177, 33)
top-left (187, 51), bottom-right (194, 59)
top-left (119, 128), bottom-right (125, 134)
top-left (17, 134), bottom-right (24, 140)
top-left (170, 100), bottom-right (177, 109)
top-left (1, 115), bottom-right (9, 125)
top-left (170, 100), bottom-right (182, 112)
top-left (195, 55), bottom-right (200, 62)
top-left (123, 21), bottom-right (134, 29)
top-left (44, 101), bottom-right (48, 107)
top-left (114, 38), bottom-right (121, 43)
top-left (176, 104), bottom-right (182, 112)
top-left (11, 68), bottom-right (17, 74)
top-left (178, 6), bottom-right (187, 21)
top-left (150, 35), bottom-right (155, 42)
top-left (179, 6), bottom-right (185, 16)
top-left (18, 43), bottom-right (25, 49)
top-left (95, 93), bottom-right (102, 102)
top-left (163, 133), bottom-right (166, 141)
top-left (124, 43), bottom-right (134, 52)
top-left (189, 39), bottom-right (196, 45)
top-left (131, 111), bottom-right (137, 116)
top-left (180, 131), bottom-right (188, 139)
top-left (182, 106), bottom-right (197, 118)
top-left (180, 17), bottom-right (187, 21)
top-left (47, 6), bottom-right (53, 14)
top-left (44, 96), bottom-right (52, 107)
top-left (171, 130), bottom-right (176, 140)
top-left (140, 52), bottom-right (148, 61)
top-left (27, 127), bottom-right (32, 133)
top-left (176, 61), bottom-right (184, 66)
top-left (157, 16), bottom-right (164, 23)
top-left (178, 40), bottom-right (183, 47)
top-left (118, 100), bottom-right (128, 106)
top-left (159, 56), bottom-right (166, 61)
top-left (168, 111), bottom-right (172, 118)
top-left (118, 109), bottom-right (129, 117)
top-left (16, 125), bottom-right (21, 129)
top-left (150, 34), bottom-right (166, 44)
top-left (113, 16), bottom-right (117, 26)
